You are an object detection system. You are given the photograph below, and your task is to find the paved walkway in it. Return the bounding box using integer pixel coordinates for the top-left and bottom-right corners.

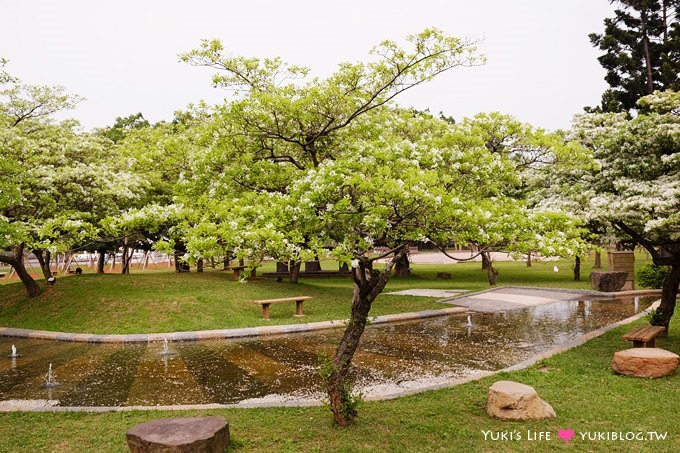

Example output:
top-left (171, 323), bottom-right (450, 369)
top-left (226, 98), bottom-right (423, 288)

top-left (439, 286), bottom-right (612, 312)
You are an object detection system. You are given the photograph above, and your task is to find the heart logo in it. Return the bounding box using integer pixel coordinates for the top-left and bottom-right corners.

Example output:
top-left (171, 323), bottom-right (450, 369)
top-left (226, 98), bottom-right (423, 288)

top-left (558, 429), bottom-right (575, 442)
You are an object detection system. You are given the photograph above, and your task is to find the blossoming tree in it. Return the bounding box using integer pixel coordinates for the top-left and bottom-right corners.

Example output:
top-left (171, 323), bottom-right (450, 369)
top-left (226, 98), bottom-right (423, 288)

top-left (0, 66), bottom-right (143, 295)
top-left (569, 90), bottom-right (680, 329)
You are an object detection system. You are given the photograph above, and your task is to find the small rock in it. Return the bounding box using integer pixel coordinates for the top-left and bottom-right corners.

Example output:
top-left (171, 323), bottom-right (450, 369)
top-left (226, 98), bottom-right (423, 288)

top-left (612, 348), bottom-right (680, 378)
top-left (487, 380), bottom-right (556, 420)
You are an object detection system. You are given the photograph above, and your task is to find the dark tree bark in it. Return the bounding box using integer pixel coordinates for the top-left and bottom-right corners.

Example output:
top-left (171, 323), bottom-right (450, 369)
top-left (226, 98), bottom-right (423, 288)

top-left (486, 261), bottom-right (499, 286)
top-left (574, 256), bottom-right (581, 281)
top-left (33, 249), bottom-right (53, 279)
top-left (0, 243), bottom-right (41, 297)
top-left (326, 250), bottom-right (405, 426)
top-left (526, 251), bottom-right (532, 268)
top-left (289, 260), bottom-right (301, 283)
top-left (174, 242), bottom-right (190, 272)
top-left (481, 250), bottom-right (491, 270)
top-left (197, 258), bottom-right (204, 273)
top-left (653, 264), bottom-right (679, 331)
top-left (96, 252), bottom-right (106, 274)
top-left (393, 252), bottom-right (411, 277)
top-left (121, 239), bottom-right (132, 274)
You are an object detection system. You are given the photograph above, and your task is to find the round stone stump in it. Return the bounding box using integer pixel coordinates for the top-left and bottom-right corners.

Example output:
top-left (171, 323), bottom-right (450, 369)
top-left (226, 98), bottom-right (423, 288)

top-left (612, 348), bottom-right (680, 378)
top-left (487, 380), bottom-right (556, 420)
top-left (126, 416), bottom-right (229, 453)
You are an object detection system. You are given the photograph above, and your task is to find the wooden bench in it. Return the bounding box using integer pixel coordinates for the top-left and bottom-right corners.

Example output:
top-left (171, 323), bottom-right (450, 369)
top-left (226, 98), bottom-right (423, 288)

top-left (224, 265), bottom-right (246, 281)
top-left (622, 325), bottom-right (666, 347)
top-left (252, 296), bottom-right (312, 320)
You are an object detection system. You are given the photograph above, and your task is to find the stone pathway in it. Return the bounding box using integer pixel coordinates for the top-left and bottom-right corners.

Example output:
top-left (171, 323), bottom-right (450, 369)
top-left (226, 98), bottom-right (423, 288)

top-left (439, 286), bottom-right (609, 312)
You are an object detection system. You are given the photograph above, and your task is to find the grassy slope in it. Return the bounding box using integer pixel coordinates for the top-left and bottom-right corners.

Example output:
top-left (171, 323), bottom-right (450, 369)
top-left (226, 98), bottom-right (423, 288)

top-left (0, 257), bottom-right (601, 334)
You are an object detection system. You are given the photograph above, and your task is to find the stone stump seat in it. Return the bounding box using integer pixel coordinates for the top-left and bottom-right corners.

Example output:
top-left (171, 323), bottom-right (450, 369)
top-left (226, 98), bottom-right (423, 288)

top-left (487, 380), bottom-right (556, 420)
top-left (612, 348), bottom-right (680, 378)
top-left (126, 416), bottom-right (230, 453)
top-left (590, 271), bottom-right (627, 292)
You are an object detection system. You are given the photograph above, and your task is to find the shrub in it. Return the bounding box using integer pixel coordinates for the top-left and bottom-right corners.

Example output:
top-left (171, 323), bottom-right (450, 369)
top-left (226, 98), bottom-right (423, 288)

top-left (637, 263), bottom-right (670, 289)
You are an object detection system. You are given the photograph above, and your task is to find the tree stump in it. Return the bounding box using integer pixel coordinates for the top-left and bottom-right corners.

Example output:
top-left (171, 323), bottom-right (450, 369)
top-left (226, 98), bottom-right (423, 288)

top-left (487, 380), bottom-right (556, 420)
top-left (589, 271), bottom-right (627, 292)
top-left (126, 417), bottom-right (229, 452)
top-left (612, 348), bottom-right (680, 378)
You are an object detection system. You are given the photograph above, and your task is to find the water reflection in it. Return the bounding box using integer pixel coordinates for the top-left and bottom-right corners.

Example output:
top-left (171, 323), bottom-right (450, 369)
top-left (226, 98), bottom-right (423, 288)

top-left (0, 297), bottom-right (653, 407)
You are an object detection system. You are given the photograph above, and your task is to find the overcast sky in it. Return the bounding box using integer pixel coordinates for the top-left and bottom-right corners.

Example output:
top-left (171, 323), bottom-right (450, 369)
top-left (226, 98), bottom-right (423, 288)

top-left (2, 0), bottom-right (615, 131)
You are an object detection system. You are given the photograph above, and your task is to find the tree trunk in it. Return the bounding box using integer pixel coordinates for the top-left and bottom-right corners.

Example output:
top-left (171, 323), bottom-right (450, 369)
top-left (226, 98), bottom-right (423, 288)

top-left (326, 251), bottom-right (403, 426)
top-left (652, 264), bottom-right (679, 332)
top-left (0, 244), bottom-right (41, 297)
top-left (33, 249), bottom-right (53, 279)
top-left (593, 250), bottom-right (602, 269)
top-left (289, 260), bottom-right (301, 284)
top-left (123, 248), bottom-right (134, 274)
top-left (481, 251), bottom-right (491, 270)
top-left (641, 11), bottom-right (655, 94)
top-left (486, 261), bottom-right (499, 286)
top-left (197, 258), bottom-right (204, 273)
top-left (526, 251), bottom-right (532, 268)
top-left (574, 256), bottom-right (581, 281)
top-left (174, 245), bottom-right (190, 272)
top-left (97, 252), bottom-right (106, 273)
top-left (393, 252), bottom-right (411, 277)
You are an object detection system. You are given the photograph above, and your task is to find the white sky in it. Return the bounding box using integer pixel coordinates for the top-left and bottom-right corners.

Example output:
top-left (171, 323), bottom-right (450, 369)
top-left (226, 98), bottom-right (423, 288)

top-left (2, 0), bottom-right (614, 132)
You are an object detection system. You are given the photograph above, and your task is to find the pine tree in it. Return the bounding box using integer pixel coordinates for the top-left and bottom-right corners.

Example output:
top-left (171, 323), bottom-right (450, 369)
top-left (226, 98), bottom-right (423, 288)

top-left (589, 0), bottom-right (680, 112)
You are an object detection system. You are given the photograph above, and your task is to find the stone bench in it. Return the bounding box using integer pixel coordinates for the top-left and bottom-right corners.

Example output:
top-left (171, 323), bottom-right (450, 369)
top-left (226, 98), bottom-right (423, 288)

top-left (612, 348), bottom-right (680, 378)
top-left (252, 296), bottom-right (312, 320)
top-left (622, 325), bottom-right (666, 347)
top-left (487, 380), bottom-right (556, 420)
top-left (126, 416), bottom-right (229, 452)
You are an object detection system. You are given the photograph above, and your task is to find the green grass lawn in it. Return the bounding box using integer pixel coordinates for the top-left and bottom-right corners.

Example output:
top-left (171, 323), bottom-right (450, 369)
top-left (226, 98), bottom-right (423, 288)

top-left (0, 255), bottom-right (620, 334)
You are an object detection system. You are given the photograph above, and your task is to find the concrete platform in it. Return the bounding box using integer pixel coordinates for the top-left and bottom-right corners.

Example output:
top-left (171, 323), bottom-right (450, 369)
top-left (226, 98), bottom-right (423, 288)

top-left (384, 289), bottom-right (468, 298)
top-left (439, 286), bottom-right (608, 312)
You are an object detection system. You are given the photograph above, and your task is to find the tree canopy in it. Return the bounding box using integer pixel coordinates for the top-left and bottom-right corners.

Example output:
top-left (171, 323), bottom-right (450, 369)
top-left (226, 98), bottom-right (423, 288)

top-left (589, 0), bottom-right (680, 112)
top-left (568, 90), bottom-right (680, 327)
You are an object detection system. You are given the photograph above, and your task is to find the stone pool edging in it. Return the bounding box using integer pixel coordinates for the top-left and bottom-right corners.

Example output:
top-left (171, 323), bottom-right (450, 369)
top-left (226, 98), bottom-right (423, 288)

top-left (0, 307), bottom-right (468, 344)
